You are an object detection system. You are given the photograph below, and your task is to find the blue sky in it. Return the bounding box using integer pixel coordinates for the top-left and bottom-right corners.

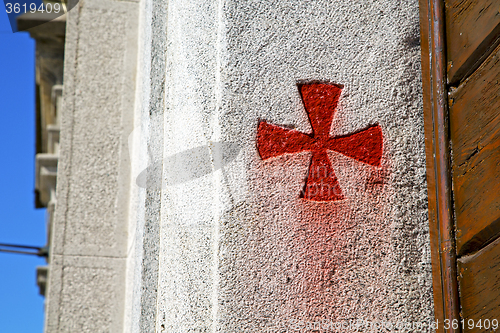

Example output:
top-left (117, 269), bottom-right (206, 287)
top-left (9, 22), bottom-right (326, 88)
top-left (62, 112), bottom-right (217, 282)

top-left (0, 3), bottom-right (47, 332)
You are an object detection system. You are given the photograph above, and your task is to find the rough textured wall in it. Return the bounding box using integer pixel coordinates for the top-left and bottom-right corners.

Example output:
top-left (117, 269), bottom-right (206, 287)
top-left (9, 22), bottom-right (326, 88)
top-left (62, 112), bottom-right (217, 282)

top-left (127, 0), bottom-right (168, 331)
top-left (48, 0), bottom-right (434, 331)
top-left (137, 0), bottom-right (435, 332)
top-left (45, 0), bottom-right (138, 331)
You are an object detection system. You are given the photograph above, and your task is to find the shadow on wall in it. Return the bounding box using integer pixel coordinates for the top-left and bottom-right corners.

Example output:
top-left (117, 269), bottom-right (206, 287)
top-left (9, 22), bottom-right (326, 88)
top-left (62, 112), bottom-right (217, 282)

top-left (135, 142), bottom-right (242, 189)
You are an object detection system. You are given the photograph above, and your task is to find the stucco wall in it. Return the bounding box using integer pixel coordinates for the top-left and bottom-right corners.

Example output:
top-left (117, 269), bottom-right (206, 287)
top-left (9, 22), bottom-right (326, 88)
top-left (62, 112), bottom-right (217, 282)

top-left (47, 0), bottom-right (434, 332)
top-left (137, 0), bottom-right (435, 332)
top-left (45, 0), bottom-right (138, 331)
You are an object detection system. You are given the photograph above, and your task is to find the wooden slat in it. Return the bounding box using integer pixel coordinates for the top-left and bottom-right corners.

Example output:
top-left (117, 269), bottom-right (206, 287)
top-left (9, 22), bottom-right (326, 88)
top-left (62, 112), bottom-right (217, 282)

top-left (445, 0), bottom-right (500, 85)
top-left (449, 42), bottom-right (500, 256)
top-left (420, 0), bottom-right (461, 330)
top-left (458, 235), bottom-right (500, 332)
top-left (419, 0), bottom-right (446, 328)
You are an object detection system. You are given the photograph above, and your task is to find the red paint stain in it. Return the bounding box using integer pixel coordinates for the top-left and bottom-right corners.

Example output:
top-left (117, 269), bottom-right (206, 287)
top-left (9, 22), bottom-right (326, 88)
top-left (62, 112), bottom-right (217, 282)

top-left (257, 83), bottom-right (383, 201)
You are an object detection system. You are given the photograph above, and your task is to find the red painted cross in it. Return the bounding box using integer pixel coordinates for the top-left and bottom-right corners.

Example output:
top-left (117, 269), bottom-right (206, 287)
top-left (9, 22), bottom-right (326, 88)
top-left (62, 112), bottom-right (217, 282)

top-left (257, 83), bottom-right (383, 201)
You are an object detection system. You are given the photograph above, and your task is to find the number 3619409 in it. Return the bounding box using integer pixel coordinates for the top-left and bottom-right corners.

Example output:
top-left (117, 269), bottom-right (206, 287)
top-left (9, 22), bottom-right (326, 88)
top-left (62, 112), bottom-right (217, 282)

top-left (5, 2), bottom-right (64, 14)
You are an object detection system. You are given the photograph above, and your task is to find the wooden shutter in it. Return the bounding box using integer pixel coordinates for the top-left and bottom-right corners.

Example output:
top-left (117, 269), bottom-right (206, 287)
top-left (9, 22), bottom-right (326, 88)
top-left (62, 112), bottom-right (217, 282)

top-left (420, 0), bottom-right (500, 332)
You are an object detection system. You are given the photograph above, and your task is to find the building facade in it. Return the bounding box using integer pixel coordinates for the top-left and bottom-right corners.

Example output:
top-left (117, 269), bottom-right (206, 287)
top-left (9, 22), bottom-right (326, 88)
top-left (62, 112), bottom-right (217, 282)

top-left (23, 0), bottom-right (500, 332)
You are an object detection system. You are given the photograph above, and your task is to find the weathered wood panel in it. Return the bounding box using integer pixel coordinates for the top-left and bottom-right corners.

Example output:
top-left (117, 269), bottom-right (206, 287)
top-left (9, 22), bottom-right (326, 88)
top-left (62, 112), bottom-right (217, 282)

top-left (421, 0), bottom-right (462, 329)
top-left (445, 0), bottom-right (500, 85)
top-left (458, 235), bottom-right (500, 332)
top-left (449, 42), bottom-right (500, 255)
top-left (420, 0), bottom-right (446, 328)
